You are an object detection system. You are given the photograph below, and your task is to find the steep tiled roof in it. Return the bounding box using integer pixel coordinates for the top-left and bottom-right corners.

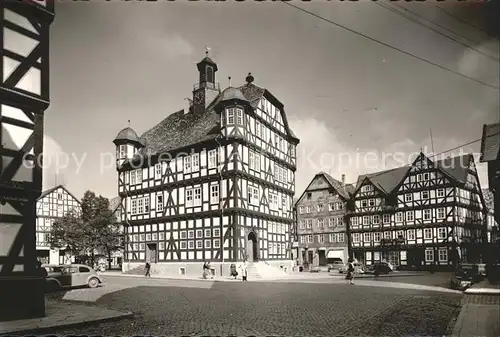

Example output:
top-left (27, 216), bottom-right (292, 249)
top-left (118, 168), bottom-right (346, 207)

top-left (483, 189), bottom-right (494, 213)
top-left (37, 185), bottom-right (80, 203)
top-left (355, 166), bottom-right (411, 194)
top-left (124, 82), bottom-right (298, 163)
top-left (138, 109), bottom-right (220, 155)
top-left (480, 123), bottom-right (500, 162)
top-left (239, 82), bottom-right (298, 140)
top-left (322, 172), bottom-right (353, 199)
top-left (435, 154), bottom-right (473, 184)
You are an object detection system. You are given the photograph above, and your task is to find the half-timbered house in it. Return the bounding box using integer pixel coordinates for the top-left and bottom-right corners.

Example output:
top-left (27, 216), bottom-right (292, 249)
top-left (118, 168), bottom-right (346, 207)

top-left (483, 189), bottom-right (499, 243)
top-left (479, 123), bottom-right (500, 226)
top-left (349, 152), bottom-right (486, 270)
top-left (114, 53), bottom-right (299, 276)
top-left (35, 185), bottom-right (81, 264)
top-left (295, 172), bottom-right (353, 268)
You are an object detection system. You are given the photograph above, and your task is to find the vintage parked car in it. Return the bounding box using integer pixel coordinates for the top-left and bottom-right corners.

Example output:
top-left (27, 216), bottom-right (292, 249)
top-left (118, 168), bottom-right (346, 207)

top-left (327, 258), bottom-right (345, 272)
top-left (367, 261), bottom-right (394, 275)
top-left (43, 264), bottom-right (103, 291)
top-left (338, 262), bottom-right (365, 274)
top-left (450, 264), bottom-right (478, 290)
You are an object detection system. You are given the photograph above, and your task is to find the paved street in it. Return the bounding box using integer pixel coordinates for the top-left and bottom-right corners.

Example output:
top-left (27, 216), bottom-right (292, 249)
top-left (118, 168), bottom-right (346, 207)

top-left (38, 275), bottom-right (462, 337)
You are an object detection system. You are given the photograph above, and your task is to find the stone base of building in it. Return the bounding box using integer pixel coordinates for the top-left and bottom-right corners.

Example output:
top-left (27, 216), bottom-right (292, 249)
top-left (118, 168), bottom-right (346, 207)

top-left (297, 246), bottom-right (349, 267)
top-left (0, 276), bottom-right (45, 321)
top-left (122, 260), bottom-right (294, 278)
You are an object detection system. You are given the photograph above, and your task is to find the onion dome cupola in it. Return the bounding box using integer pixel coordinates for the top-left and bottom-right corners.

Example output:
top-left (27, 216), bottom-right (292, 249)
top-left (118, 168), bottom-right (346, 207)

top-left (113, 125), bottom-right (143, 169)
top-left (215, 83), bottom-right (251, 138)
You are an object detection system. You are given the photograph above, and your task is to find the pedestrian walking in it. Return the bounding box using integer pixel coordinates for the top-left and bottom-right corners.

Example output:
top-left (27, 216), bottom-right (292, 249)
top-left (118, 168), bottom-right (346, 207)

top-left (230, 263), bottom-right (238, 279)
top-left (345, 258), bottom-right (355, 285)
top-left (240, 260), bottom-right (248, 282)
top-left (145, 261), bottom-right (151, 277)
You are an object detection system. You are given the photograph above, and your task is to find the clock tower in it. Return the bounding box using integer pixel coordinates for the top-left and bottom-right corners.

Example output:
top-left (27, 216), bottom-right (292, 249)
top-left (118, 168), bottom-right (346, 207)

top-left (192, 51), bottom-right (220, 114)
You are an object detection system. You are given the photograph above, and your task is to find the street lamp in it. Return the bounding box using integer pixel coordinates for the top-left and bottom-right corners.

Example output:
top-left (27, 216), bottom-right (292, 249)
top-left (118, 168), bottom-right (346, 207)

top-left (0, 0), bottom-right (54, 321)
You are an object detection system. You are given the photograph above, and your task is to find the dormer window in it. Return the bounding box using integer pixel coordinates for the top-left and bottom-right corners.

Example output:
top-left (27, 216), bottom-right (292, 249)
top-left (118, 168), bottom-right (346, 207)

top-left (119, 145), bottom-right (126, 158)
top-left (361, 185), bottom-right (373, 192)
top-left (226, 108), bottom-right (243, 125)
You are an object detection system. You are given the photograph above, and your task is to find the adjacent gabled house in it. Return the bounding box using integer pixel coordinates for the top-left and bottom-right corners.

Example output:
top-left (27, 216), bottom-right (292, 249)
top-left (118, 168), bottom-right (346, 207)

top-left (482, 189), bottom-right (499, 243)
top-left (349, 153), bottom-right (486, 269)
top-left (295, 172), bottom-right (354, 268)
top-left (35, 185), bottom-right (81, 265)
top-left (479, 123), bottom-right (500, 227)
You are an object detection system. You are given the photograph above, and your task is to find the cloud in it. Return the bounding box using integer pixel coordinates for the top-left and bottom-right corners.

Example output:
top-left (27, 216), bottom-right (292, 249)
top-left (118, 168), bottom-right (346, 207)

top-left (289, 116), bottom-right (489, 194)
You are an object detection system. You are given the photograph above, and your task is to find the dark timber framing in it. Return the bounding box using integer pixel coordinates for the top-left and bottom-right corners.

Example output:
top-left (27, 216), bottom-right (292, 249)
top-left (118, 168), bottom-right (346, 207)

top-left (0, 0), bottom-right (54, 321)
top-left (349, 152), bottom-right (487, 270)
top-left (113, 57), bottom-right (300, 267)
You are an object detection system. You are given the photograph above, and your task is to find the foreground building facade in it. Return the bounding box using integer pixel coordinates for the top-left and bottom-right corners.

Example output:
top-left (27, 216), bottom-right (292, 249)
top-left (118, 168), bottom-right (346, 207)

top-left (35, 185), bottom-right (81, 264)
top-left (349, 153), bottom-right (486, 269)
top-left (114, 54), bottom-right (299, 275)
top-left (295, 172), bottom-right (353, 267)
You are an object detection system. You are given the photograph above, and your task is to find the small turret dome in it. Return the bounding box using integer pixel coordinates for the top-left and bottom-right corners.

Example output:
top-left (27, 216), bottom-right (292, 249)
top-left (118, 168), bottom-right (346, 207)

top-left (113, 127), bottom-right (140, 144)
top-left (219, 87), bottom-right (248, 102)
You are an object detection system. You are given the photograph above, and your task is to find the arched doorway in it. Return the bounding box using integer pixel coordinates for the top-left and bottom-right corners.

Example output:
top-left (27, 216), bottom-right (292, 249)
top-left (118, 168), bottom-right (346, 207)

top-left (247, 232), bottom-right (258, 262)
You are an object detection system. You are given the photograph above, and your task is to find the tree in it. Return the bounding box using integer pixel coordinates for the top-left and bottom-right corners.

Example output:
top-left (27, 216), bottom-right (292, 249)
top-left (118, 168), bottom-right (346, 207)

top-left (49, 190), bottom-right (123, 268)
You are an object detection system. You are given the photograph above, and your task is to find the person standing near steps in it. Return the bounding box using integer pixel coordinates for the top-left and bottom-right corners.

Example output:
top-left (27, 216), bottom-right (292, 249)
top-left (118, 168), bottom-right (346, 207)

top-left (240, 260), bottom-right (248, 281)
top-left (145, 261), bottom-right (151, 277)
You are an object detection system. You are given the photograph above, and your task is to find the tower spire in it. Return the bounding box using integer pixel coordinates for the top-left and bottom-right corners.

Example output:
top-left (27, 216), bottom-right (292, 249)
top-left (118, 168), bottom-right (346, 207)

top-left (128, 120), bottom-right (130, 127)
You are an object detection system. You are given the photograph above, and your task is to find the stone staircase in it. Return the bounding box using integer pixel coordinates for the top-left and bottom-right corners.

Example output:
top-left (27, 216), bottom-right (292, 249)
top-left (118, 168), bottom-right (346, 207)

top-left (246, 261), bottom-right (289, 280)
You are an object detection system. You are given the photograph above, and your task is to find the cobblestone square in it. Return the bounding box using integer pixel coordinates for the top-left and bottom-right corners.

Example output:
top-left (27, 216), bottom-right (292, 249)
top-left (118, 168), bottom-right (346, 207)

top-left (37, 276), bottom-right (462, 336)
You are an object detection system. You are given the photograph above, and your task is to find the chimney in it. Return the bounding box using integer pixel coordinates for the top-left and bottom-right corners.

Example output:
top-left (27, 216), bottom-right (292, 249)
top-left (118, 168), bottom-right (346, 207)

top-left (341, 174), bottom-right (345, 187)
top-left (184, 98), bottom-right (192, 114)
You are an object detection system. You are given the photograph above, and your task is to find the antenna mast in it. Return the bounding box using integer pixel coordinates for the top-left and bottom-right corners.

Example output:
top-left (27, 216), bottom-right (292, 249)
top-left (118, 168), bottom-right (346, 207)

top-left (429, 128), bottom-right (435, 156)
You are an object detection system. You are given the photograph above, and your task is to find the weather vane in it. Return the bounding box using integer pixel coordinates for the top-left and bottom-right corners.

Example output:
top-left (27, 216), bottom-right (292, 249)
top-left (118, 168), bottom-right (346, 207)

top-left (205, 46), bottom-right (211, 56)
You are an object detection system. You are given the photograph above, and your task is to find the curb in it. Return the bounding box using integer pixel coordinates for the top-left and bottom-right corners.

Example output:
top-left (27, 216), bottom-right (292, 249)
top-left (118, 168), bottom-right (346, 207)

top-left (464, 288), bottom-right (500, 295)
top-left (0, 306), bottom-right (133, 336)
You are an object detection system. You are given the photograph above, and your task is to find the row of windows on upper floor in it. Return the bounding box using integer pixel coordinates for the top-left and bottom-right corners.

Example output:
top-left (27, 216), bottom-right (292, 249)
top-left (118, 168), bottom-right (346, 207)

top-left (351, 226), bottom-right (479, 243)
top-left (126, 149), bottom-right (292, 186)
top-left (299, 217), bottom-right (345, 229)
top-left (128, 184), bottom-right (290, 216)
top-left (38, 204), bottom-right (80, 217)
top-left (298, 206), bottom-right (482, 230)
top-left (357, 188), bottom-right (478, 206)
top-left (351, 207), bottom-right (482, 226)
top-left (299, 189), bottom-right (478, 214)
top-left (298, 202), bottom-right (344, 214)
top-left (300, 232), bottom-right (345, 244)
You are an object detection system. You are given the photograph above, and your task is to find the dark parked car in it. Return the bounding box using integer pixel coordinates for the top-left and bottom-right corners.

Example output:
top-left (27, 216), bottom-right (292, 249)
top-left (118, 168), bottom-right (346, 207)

top-left (368, 261), bottom-right (393, 275)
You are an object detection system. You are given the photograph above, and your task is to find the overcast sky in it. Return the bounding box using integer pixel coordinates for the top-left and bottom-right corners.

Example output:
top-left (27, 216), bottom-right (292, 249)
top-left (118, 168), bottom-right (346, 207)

top-left (40, 1), bottom-right (499, 199)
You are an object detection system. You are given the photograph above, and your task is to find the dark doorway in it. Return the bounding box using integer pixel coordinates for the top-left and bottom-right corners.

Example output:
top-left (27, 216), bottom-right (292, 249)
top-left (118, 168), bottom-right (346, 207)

top-left (318, 250), bottom-right (326, 266)
top-left (308, 251), bottom-right (314, 264)
top-left (146, 243), bottom-right (157, 263)
top-left (247, 232), bottom-right (258, 262)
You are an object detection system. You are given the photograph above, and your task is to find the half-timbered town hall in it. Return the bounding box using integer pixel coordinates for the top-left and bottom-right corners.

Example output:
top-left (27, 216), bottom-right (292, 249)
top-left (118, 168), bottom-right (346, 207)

top-left (349, 152), bottom-right (486, 270)
top-left (113, 52), bottom-right (299, 276)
